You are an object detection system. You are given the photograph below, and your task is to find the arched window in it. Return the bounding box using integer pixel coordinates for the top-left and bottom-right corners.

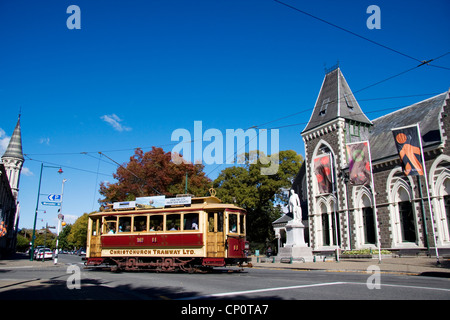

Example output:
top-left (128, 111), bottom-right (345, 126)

top-left (397, 186), bottom-right (417, 243)
top-left (362, 203), bottom-right (376, 245)
top-left (429, 155), bottom-right (450, 245)
top-left (398, 197), bottom-right (416, 242)
top-left (387, 169), bottom-right (418, 247)
top-left (320, 203), bottom-right (330, 246)
top-left (353, 187), bottom-right (377, 248)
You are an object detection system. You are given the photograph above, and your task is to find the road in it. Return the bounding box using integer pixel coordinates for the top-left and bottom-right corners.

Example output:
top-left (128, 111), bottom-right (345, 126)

top-left (0, 254), bottom-right (449, 304)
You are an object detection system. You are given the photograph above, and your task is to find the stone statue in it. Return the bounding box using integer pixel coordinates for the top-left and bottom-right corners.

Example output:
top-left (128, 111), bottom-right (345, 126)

top-left (288, 189), bottom-right (302, 222)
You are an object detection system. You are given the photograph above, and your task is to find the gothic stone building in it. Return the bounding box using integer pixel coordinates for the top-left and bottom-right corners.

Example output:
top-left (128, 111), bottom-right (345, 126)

top-left (0, 116), bottom-right (24, 257)
top-left (294, 67), bottom-right (450, 254)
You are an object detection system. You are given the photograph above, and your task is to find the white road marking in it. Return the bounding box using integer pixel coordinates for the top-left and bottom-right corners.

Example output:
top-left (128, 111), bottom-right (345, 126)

top-left (179, 282), bottom-right (346, 300)
top-left (179, 281), bottom-right (450, 300)
top-left (345, 281), bottom-right (450, 292)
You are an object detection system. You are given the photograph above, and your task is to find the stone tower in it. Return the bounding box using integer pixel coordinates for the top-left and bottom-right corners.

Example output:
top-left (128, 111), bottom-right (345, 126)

top-left (301, 67), bottom-right (372, 250)
top-left (1, 115), bottom-right (24, 200)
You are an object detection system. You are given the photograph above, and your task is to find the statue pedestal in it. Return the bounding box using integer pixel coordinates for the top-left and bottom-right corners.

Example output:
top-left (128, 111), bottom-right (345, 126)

top-left (278, 220), bottom-right (313, 262)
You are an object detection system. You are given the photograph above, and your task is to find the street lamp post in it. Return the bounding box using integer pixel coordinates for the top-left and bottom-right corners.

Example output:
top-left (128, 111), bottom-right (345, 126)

top-left (29, 164), bottom-right (63, 261)
top-left (54, 178), bottom-right (67, 265)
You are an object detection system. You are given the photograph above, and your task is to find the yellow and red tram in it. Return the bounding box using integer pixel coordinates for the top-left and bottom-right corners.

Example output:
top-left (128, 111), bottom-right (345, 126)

top-left (85, 196), bottom-right (251, 272)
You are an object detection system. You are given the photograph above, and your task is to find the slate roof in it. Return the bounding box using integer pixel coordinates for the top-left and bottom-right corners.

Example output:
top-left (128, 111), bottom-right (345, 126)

top-left (302, 67), bottom-right (372, 133)
top-left (369, 91), bottom-right (448, 162)
top-left (272, 212), bottom-right (293, 227)
top-left (2, 116), bottom-right (24, 161)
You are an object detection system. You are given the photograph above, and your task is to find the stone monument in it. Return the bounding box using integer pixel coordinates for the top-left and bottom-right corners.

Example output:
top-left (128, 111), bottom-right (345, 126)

top-left (278, 190), bottom-right (313, 262)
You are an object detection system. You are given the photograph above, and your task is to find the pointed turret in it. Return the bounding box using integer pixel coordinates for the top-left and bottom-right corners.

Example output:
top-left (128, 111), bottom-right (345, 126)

top-left (1, 115), bottom-right (24, 200)
top-left (2, 115), bottom-right (24, 161)
top-left (302, 67), bottom-right (372, 133)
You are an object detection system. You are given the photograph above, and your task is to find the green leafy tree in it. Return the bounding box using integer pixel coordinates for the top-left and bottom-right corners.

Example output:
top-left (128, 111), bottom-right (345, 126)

top-left (32, 227), bottom-right (56, 249)
top-left (213, 150), bottom-right (303, 245)
top-left (16, 234), bottom-right (30, 252)
top-left (68, 213), bottom-right (89, 249)
top-left (56, 223), bottom-right (73, 250)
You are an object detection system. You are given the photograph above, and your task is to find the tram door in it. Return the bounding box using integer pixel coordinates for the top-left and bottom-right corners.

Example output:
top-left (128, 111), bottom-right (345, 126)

top-left (207, 212), bottom-right (225, 257)
top-left (87, 217), bottom-right (102, 257)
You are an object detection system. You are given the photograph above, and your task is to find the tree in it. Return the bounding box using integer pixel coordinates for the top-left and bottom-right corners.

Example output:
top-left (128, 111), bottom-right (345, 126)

top-left (57, 223), bottom-right (73, 250)
top-left (67, 213), bottom-right (89, 249)
top-left (99, 147), bottom-right (211, 203)
top-left (16, 233), bottom-right (30, 252)
top-left (213, 150), bottom-right (303, 246)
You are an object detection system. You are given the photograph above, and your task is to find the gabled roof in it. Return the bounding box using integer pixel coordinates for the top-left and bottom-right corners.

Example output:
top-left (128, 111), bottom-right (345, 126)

top-left (302, 67), bottom-right (372, 133)
top-left (2, 116), bottom-right (24, 161)
top-left (369, 91), bottom-right (449, 162)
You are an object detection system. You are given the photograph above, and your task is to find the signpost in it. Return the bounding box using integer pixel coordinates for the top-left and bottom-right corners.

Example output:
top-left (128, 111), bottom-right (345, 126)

top-left (41, 201), bottom-right (61, 206)
top-left (48, 194), bottom-right (61, 202)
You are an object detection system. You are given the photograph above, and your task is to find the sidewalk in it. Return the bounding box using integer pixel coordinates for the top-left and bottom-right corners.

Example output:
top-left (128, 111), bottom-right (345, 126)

top-left (251, 256), bottom-right (450, 277)
top-left (0, 253), bottom-right (65, 269)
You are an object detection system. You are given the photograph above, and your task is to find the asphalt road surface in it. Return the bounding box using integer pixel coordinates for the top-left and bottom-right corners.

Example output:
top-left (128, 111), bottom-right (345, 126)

top-left (1, 254), bottom-right (449, 304)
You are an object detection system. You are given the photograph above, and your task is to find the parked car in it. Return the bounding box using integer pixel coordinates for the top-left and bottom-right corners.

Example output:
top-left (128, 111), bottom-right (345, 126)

top-left (77, 248), bottom-right (86, 256)
top-left (35, 248), bottom-right (53, 260)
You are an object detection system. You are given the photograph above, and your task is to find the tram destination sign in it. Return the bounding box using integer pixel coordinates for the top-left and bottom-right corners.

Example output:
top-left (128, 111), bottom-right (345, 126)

top-left (113, 201), bottom-right (136, 210)
top-left (165, 196), bottom-right (191, 207)
top-left (113, 196), bottom-right (192, 210)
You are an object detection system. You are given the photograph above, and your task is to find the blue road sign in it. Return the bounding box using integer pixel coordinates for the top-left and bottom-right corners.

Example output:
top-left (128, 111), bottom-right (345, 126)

top-left (41, 201), bottom-right (61, 206)
top-left (48, 194), bottom-right (61, 202)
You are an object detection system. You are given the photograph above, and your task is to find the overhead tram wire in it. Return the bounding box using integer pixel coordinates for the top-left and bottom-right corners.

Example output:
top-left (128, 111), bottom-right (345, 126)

top-left (81, 151), bottom-right (118, 167)
top-left (22, 91), bottom-right (443, 161)
top-left (273, 1), bottom-right (450, 71)
top-left (422, 52), bottom-right (450, 71)
top-left (248, 49), bottom-right (450, 131)
top-left (98, 151), bottom-right (162, 195)
top-left (274, 0), bottom-right (421, 64)
top-left (263, 103), bottom-right (427, 131)
top-left (24, 155), bottom-right (112, 177)
top-left (91, 152), bottom-right (103, 212)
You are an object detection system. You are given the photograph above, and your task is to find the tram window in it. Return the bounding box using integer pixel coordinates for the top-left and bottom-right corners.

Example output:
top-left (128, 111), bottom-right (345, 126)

top-left (240, 214), bottom-right (245, 234)
top-left (208, 212), bottom-right (224, 232)
top-left (134, 215), bottom-right (147, 232)
top-left (208, 212), bottom-right (215, 232)
top-left (229, 214), bottom-right (238, 233)
top-left (149, 215), bottom-right (163, 231)
top-left (184, 213), bottom-right (199, 230)
top-left (91, 219), bottom-right (98, 236)
top-left (118, 216), bottom-right (132, 232)
top-left (166, 214), bottom-right (181, 231)
top-left (217, 212), bottom-right (223, 232)
top-left (104, 217), bottom-right (117, 234)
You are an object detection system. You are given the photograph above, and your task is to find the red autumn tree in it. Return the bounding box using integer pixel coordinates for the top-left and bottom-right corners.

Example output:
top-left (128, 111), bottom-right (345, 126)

top-left (99, 147), bottom-right (211, 203)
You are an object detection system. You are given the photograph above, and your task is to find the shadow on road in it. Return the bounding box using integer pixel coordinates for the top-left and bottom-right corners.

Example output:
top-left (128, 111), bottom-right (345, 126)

top-left (0, 273), bottom-right (282, 300)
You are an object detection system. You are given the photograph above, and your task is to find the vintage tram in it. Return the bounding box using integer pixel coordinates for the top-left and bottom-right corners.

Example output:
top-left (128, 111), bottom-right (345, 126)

top-left (85, 195), bottom-right (251, 272)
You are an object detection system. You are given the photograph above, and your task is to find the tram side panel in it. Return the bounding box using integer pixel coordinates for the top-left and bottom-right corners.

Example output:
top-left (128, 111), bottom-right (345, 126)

top-left (100, 233), bottom-right (206, 259)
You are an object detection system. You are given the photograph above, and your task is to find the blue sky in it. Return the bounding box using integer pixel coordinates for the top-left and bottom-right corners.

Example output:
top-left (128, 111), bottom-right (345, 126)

top-left (0, 0), bottom-right (449, 229)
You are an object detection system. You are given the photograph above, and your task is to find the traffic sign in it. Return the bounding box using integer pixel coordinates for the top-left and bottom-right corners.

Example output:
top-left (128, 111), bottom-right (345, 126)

top-left (41, 201), bottom-right (61, 206)
top-left (48, 194), bottom-right (61, 202)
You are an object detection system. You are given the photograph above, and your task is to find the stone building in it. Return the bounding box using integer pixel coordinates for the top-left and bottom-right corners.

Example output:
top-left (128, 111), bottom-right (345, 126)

top-left (0, 115), bottom-right (24, 257)
top-left (277, 66), bottom-right (450, 255)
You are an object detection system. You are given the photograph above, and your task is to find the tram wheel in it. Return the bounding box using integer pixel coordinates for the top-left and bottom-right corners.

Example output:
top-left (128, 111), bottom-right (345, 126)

top-left (110, 265), bottom-right (121, 273)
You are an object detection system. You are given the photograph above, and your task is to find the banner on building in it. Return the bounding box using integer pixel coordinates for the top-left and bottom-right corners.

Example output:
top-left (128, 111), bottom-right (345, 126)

top-left (392, 124), bottom-right (424, 176)
top-left (313, 154), bottom-right (333, 194)
top-left (346, 141), bottom-right (372, 185)
top-left (0, 217), bottom-right (6, 237)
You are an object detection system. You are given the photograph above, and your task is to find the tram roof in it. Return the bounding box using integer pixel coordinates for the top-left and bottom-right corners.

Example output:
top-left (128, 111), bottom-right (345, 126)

top-left (90, 196), bottom-right (245, 217)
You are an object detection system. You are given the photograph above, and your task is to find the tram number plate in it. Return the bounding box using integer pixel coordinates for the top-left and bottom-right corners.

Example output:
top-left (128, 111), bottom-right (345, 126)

top-left (136, 237), bottom-right (144, 243)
